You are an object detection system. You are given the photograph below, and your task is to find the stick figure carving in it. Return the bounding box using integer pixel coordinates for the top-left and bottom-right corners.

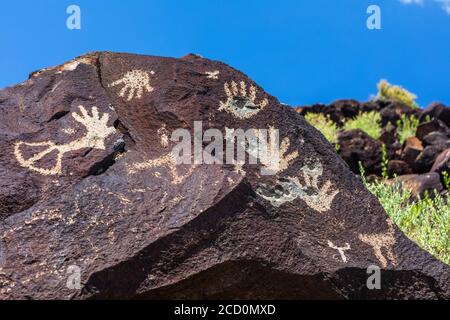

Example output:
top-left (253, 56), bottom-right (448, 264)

top-left (205, 71), bottom-right (220, 80)
top-left (328, 240), bottom-right (351, 263)
top-left (14, 106), bottom-right (116, 175)
top-left (359, 219), bottom-right (397, 268)
top-left (219, 81), bottom-right (268, 119)
top-left (256, 160), bottom-right (339, 213)
top-left (109, 70), bottom-right (155, 101)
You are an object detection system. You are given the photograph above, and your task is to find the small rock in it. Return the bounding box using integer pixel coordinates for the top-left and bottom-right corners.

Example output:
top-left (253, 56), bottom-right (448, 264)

top-left (380, 101), bottom-right (419, 127)
top-left (416, 119), bottom-right (449, 140)
top-left (422, 131), bottom-right (450, 149)
top-left (420, 102), bottom-right (450, 125)
top-left (401, 137), bottom-right (423, 168)
top-left (431, 148), bottom-right (450, 176)
top-left (415, 146), bottom-right (444, 173)
top-left (337, 129), bottom-right (383, 175)
top-left (389, 173), bottom-right (443, 199)
top-left (388, 160), bottom-right (413, 177)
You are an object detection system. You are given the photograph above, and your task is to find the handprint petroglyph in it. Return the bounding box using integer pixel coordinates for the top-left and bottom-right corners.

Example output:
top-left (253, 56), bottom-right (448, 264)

top-left (219, 81), bottom-right (268, 119)
top-left (359, 219), bottom-right (397, 268)
top-left (328, 241), bottom-right (351, 263)
top-left (109, 70), bottom-right (155, 101)
top-left (226, 126), bottom-right (299, 176)
top-left (251, 126), bottom-right (299, 175)
top-left (298, 162), bottom-right (339, 213)
top-left (14, 106), bottom-right (116, 175)
top-left (256, 160), bottom-right (339, 213)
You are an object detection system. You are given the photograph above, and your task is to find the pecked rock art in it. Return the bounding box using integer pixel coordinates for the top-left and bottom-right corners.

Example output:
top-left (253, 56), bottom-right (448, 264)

top-left (257, 160), bottom-right (339, 213)
top-left (108, 69), bottom-right (155, 101)
top-left (14, 106), bottom-right (116, 176)
top-left (225, 126), bottom-right (299, 176)
top-left (157, 125), bottom-right (170, 148)
top-left (128, 153), bottom-right (197, 185)
top-left (205, 71), bottom-right (220, 80)
top-left (328, 240), bottom-right (351, 263)
top-left (359, 219), bottom-right (397, 268)
top-left (219, 81), bottom-right (269, 119)
top-left (250, 126), bottom-right (299, 175)
top-left (1, 52), bottom-right (449, 300)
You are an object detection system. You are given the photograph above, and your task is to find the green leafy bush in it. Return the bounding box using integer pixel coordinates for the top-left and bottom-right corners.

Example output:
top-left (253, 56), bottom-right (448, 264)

top-left (343, 111), bottom-right (382, 139)
top-left (305, 113), bottom-right (339, 146)
top-left (360, 163), bottom-right (450, 264)
top-left (377, 79), bottom-right (419, 109)
top-left (396, 114), bottom-right (419, 144)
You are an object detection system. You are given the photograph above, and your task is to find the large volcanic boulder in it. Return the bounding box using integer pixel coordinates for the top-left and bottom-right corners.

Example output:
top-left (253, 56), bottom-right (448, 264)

top-left (0, 52), bottom-right (449, 300)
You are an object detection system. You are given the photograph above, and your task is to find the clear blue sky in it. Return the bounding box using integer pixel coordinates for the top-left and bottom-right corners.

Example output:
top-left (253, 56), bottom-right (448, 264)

top-left (1, 0), bottom-right (449, 107)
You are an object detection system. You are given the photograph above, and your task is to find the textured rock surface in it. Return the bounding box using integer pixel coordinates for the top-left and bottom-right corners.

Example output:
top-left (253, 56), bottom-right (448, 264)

top-left (0, 52), bottom-right (449, 300)
top-left (389, 173), bottom-right (443, 200)
top-left (337, 129), bottom-right (383, 175)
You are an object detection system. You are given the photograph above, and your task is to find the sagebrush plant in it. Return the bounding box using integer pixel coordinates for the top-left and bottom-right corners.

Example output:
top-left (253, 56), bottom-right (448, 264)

top-left (305, 113), bottom-right (339, 148)
top-left (442, 171), bottom-right (450, 190)
top-left (359, 162), bottom-right (450, 264)
top-left (377, 79), bottom-right (419, 109)
top-left (343, 111), bottom-right (382, 139)
top-left (396, 115), bottom-right (419, 144)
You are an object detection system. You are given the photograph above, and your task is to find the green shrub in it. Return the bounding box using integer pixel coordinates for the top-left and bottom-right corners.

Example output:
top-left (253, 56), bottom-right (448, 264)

top-left (396, 114), bottom-right (419, 144)
top-left (305, 113), bottom-right (339, 146)
top-left (442, 171), bottom-right (450, 190)
top-left (343, 111), bottom-right (382, 139)
top-left (377, 79), bottom-right (419, 109)
top-left (381, 143), bottom-right (389, 179)
top-left (359, 163), bottom-right (450, 264)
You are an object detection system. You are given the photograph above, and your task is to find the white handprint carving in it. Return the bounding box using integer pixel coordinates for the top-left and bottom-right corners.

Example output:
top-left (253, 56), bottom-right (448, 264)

top-left (14, 106), bottom-right (116, 175)
top-left (219, 81), bottom-right (268, 119)
top-left (256, 160), bottom-right (339, 213)
top-left (109, 70), bottom-right (155, 101)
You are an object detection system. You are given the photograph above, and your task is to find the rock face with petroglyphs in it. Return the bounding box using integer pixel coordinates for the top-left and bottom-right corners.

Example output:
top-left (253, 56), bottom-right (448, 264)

top-left (0, 52), bottom-right (449, 300)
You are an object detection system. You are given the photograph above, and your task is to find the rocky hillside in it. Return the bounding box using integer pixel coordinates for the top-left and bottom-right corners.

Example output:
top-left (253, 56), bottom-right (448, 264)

top-left (297, 100), bottom-right (450, 199)
top-left (0, 52), bottom-right (449, 299)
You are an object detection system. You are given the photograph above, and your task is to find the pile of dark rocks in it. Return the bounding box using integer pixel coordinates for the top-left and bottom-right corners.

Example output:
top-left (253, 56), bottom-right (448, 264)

top-left (297, 100), bottom-right (450, 199)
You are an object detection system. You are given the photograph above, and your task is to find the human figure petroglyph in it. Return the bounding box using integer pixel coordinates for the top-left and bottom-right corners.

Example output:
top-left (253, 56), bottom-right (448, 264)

top-left (359, 219), bottom-right (397, 268)
top-left (219, 81), bottom-right (268, 119)
top-left (256, 160), bottom-right (339, 213)
top-left (327, 240), bottom-right (351, 263)
top-left (205, 71), bottom-right (220, 80)
top-left (109, 69), bottom-right (155, 101)
top-left (14, 106), bottom-right (116, 176)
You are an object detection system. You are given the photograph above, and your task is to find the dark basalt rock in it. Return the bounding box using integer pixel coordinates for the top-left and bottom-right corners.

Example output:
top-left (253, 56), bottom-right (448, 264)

top-left (0, 52), bottom-right (449, 300)
top-left (401, 137), bottom-right (424, 169)
top-left (337, 129), bottom-right (383, 175)
top-left (379, 101), bottom-right (419, 127)
top-left (416, 119), bottom-right (450, 141)
top-left (422, 132), bottom-right (450, 149)
top-left (388, 160), bottom-right (413, 177)
top-left (420, 102), bottom-right (450, 125)
top-left (431, 149), bottom-right (450, 177)
top-left (415, 146), bottom-right (444, 174)
top-left (389, 173), bottom-right (443, 200)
